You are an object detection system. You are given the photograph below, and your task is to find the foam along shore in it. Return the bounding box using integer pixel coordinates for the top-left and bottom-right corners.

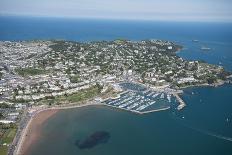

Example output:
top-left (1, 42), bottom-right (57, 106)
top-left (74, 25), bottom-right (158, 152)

top-left (15, 109), bottom-right (59, 155)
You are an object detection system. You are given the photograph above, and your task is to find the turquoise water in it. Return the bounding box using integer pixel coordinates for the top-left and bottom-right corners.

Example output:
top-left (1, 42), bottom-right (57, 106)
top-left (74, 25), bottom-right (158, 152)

top-left (1, 16), bottom-right (232, 155)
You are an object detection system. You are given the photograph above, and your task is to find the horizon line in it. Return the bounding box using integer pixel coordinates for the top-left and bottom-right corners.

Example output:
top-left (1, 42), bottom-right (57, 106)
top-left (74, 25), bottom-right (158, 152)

top-left (1, 13), bottom-right (232, 24)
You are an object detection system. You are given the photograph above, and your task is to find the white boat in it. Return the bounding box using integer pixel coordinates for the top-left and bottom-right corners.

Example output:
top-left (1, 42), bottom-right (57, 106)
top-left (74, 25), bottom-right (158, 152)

top-left (127, 103), bottom-right (139, 110)
top-left (149, 101), bottom-right (156, 105)
top-left (201, 46), bottom-right (211, 50)
top-left (152, 93), bottom-right (160, 98)
top-left (139, 104), bottom-right (149, 111)
top-left (192, 39), bottom-right (199, 42)
top-left (147, 92), bottom-right (155, 97)
top-left (167, 94), bottom-right (171, 102)
top-left (160, 93), bottom-right (164, 99)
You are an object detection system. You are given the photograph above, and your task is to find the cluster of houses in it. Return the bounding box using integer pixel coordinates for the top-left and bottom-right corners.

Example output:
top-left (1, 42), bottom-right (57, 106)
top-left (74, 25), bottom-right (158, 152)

top-left (0, 101), bottom-right (25, 124)
top-left (0, 40), bottom-right (228, 119)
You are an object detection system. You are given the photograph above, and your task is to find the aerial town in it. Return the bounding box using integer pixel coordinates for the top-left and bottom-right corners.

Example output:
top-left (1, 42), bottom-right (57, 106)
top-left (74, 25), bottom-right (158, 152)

top-left (0, 39), bottom-right (231, 153)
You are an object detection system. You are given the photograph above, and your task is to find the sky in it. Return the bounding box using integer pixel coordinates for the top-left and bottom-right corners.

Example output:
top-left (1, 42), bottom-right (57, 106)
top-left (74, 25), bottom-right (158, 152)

top-left (0, 0), bottom-right (232, 22)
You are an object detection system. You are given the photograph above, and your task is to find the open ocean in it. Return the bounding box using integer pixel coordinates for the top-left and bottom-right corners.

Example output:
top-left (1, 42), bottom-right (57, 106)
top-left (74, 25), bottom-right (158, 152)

top-left (1, 16), bottom-right (232, 155)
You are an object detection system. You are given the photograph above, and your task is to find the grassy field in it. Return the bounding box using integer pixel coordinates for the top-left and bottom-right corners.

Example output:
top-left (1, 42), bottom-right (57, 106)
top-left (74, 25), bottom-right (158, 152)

top-left (37, 85), bottom-right (101, 105)
top-left (66, 86), bottom-right (99, 102)
top-left (0, 128), bottom-right (17, 155)
top-left (2, 129), bottom-right (17, 144)
top-left (0, 146), bottom-right (7, 155)
top-left (37, 84), bottom-right (118, 106)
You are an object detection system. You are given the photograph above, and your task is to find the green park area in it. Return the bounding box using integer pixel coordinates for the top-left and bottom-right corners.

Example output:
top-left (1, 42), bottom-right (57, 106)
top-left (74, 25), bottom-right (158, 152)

top-left (0, 128), bottom-right (17, 155)
top-left (38, 85), bottom-right (102, 105)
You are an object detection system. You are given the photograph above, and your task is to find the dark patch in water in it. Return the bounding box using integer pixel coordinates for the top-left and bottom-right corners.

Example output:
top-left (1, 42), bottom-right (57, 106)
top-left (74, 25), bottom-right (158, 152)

top-left (75, 131), bottom-right (110, 149)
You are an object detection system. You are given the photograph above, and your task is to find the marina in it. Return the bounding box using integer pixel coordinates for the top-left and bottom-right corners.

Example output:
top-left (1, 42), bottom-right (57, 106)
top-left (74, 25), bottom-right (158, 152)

top-left (1, 15), bottom-right (231, 155)
top-left (102, 82), bottom-right (184, 114)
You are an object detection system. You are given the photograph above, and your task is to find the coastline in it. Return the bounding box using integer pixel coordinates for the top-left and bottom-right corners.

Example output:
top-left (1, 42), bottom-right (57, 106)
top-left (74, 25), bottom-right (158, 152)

top-left (14, 99), bottom-right (172, 155)
top-left (13, 80), bottom-right (231, 155)
top-left (15, 109), bottom-right (59, 155)
top-left (13, 81), bottom-right (232, 155)
top-left (14, 102), bottom-right (102, 155)
top-left (178, 80), bottom-right (226, 89)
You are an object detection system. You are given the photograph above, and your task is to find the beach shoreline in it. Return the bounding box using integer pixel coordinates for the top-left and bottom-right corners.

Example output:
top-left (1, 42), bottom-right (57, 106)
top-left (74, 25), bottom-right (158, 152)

top-left (14, 102), bottom-right (102, 155)
top-left (15, 109), bottom-right (59, 155)
top-left (14, 99), bottom-right (172, 154)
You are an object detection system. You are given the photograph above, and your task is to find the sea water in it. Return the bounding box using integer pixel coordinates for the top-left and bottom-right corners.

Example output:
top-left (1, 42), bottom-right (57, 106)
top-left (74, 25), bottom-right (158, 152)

top-left (1, 16), bottom-right (232, 155)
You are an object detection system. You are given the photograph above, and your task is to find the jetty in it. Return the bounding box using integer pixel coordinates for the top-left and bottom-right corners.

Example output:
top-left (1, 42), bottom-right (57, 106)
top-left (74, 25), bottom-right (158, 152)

top-left (139, 107), bottom-right (171, 114)
top-left (102, 103), bottom-right (170, 115)
top-left (173, 93), bottom-right (186, 110)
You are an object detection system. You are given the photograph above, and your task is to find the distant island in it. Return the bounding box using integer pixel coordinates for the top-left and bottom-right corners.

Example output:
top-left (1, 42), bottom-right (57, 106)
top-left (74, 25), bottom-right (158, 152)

top-left (0, 39), bottom-right (231, 155)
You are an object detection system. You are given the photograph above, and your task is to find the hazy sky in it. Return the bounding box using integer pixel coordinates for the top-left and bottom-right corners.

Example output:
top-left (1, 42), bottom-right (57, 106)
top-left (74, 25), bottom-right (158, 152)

top-left (0, 0), bottom-right (232, 22)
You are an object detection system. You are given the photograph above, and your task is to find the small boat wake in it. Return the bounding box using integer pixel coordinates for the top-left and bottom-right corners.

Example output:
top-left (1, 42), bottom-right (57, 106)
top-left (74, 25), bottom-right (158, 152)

top-left (170, 112), bottom-right (232, 142)
top-left (188, 125), bottom-right (232, 142)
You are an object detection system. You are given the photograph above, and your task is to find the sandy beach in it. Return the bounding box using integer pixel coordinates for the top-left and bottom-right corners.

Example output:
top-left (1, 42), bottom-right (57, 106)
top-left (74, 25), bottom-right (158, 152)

top-left (15, 102), bottom-right (170, 155)
top-left (14, 93), bottom-right (181, 154)
top-left (16, 109), bottom-right (59, 155)
top-left (14, 102), bottom-right (101, 155)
